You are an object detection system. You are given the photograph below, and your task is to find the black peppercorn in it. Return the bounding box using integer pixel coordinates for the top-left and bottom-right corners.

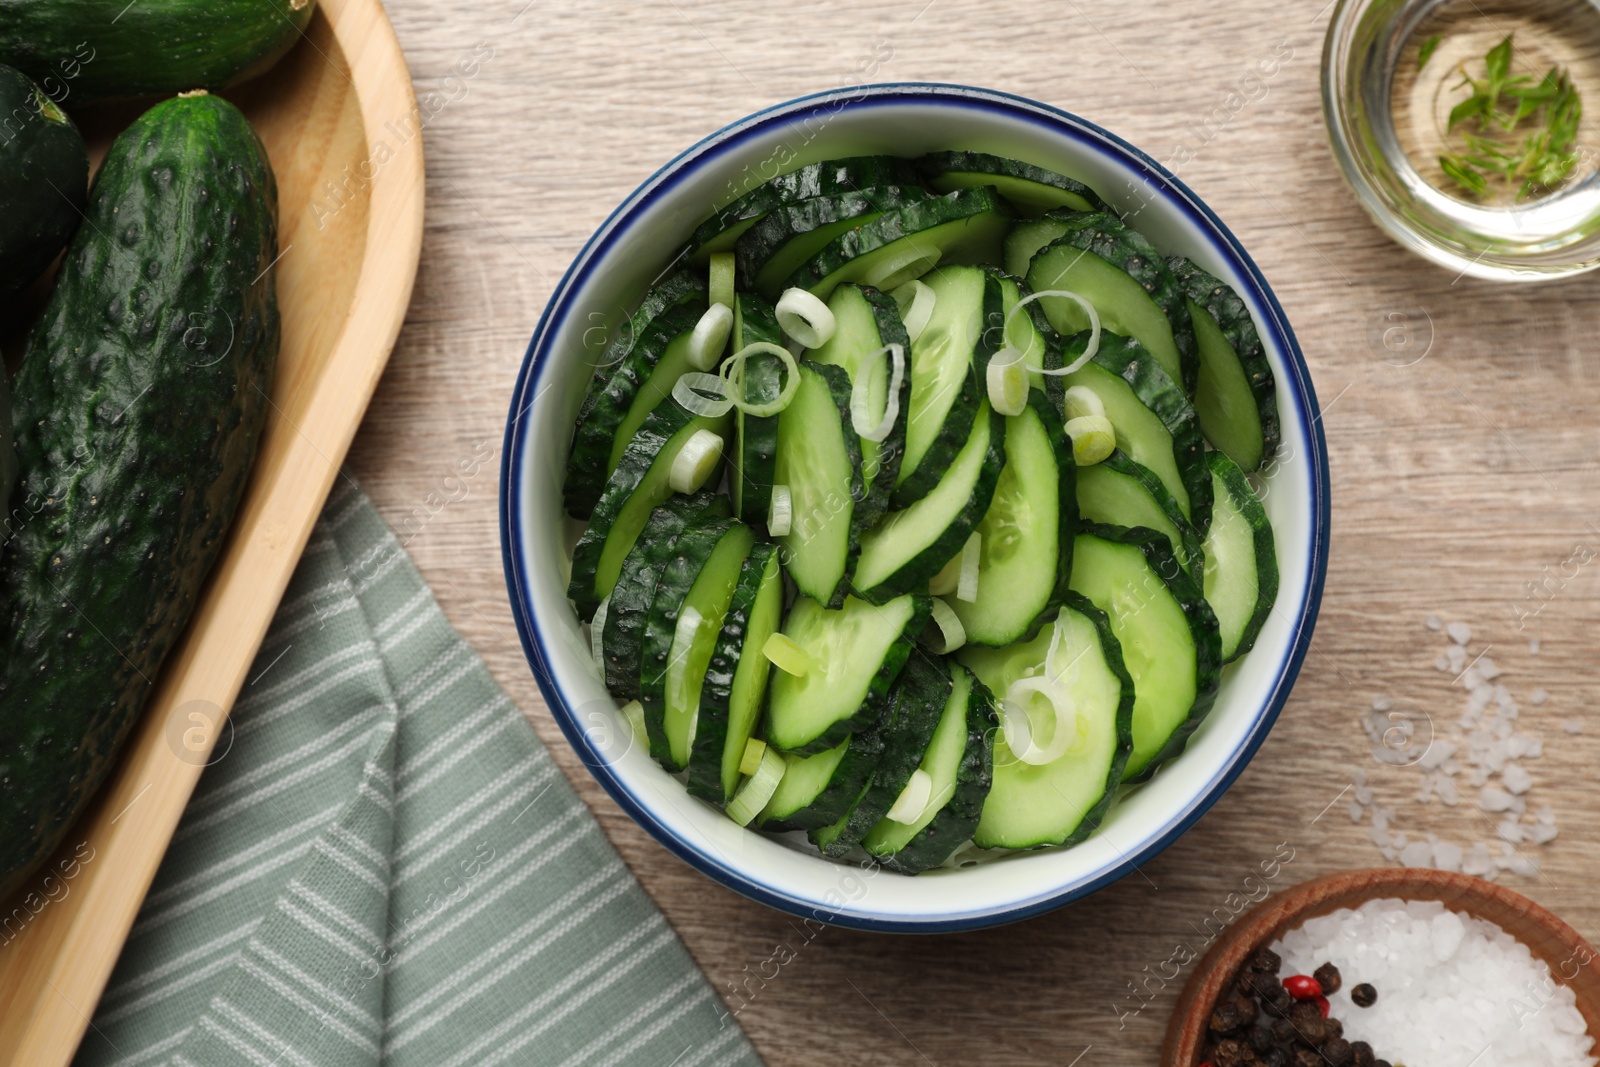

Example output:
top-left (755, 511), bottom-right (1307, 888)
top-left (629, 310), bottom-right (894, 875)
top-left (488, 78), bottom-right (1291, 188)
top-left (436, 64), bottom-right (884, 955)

top-left (1270, 1017), bottom-right (1298, 1045)
top-left (1259, 1050), bottom-right (1287, 1067)
top-left (1211, 1002), bottom-right (1244, 1035)
top-left (1322, 1018), bottom-right (1343, 1043)
top-left (1250, 947), bottom-right (1283, 973)
top-left (1350, 983), bottom-right (1377, 1008)
top-left (1349, 1041), bottom-right (1375, 1067)
top-left (1264, 983), bottom-right (1294, 1014)
top-left (1322, 1037), bottom-right (1354, 1066)
top-left (1213, 1037), bottom-right (1247, 1067)
top-left (1233, 995), bottom-right (1260, 1027)
top-left (1291, 1048), bottom-right (1322, 1067)
top-left (1313, 961), bottom-right (1343, 995)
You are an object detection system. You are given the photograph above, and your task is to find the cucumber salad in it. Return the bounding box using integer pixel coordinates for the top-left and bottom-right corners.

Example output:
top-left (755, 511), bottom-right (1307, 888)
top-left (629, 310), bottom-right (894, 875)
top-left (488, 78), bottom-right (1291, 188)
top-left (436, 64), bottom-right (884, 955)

top-left (561, 151), bottom-right (1281, 874)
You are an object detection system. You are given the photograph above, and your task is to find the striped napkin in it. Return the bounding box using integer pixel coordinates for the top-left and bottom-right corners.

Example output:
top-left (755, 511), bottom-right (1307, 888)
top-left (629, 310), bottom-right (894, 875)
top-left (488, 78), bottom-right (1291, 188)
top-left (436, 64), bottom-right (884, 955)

top-left (73, 478), bottom-right (762, 1067)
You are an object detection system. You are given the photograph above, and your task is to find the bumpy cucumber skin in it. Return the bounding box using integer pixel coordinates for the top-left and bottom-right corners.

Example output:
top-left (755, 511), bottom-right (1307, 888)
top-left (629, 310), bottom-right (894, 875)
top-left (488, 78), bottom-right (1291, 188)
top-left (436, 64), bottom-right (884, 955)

top-left (891, 270), bottom-right (1005, 508)
top-left (1206, 450), bottom-right (1278, 662)
top-left (1033, 211), bottom-right (1198, 394)
top-left (685, 156), bottom-right (920, 262)
top-left (731, 294), bottom-right (781, 526)
top-left (567, 399), bottom-right (703, 620)
top-left (1080, 522), bottom-right (1222, 783)
top-left (638, 517), bottom-right (741, 771)
top-left (782, 186), bottom-right (1010, 295)
top-left (1167, 255), bottom-right (1280, 471)
top-left (856, 407), bottom-right (1007, 605)
top-left (0, 0), bottom-right (315, 102)
top-left (688, 541), bottom-right (779, 801)
top-left (566, 290), bottom-right (703, 517)
top-left (766, 705), bottom-right (892, 833)
top-left (1079, 448), bottom-right (1204, 577)
top-left (878, 666), bottom-right (998, 874)
top-left (812, 651), bottom-right (952, 857)
top-left (734, 185), bottom-right (925, 290)
top-left (851, 286), bottom-right (913, 526)
top-left (0, 93), bottom-right (279, 898)
top-left (602, 492), bottom-right (722, 700)
top-left (0, 369), bottom-right (14, 522)
top-left (0, 63), bottom-right (86, 302)
top-left (1065, 329), bottom-right (1212, 532)
top-left (918, 150), bottom-right (1109, 214)
top-left (784, 361), bottom-right (864, 609)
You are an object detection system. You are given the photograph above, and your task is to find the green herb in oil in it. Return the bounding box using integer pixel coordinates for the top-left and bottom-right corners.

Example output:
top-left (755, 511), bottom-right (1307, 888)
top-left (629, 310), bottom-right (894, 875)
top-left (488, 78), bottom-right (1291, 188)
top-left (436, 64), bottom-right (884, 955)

top-left (1418, 34), bottom-right (1441, 72)
top-left (1437, 34), bottom-right (1583, 201)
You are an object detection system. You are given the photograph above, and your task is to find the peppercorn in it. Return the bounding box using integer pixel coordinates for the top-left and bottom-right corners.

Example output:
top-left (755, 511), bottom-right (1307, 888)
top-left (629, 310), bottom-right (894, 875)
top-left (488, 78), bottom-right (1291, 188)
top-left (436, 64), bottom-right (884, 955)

top-left (1311, 993), bottom-right (1330, 1018)
top-left (1251, 947), bottom-right (1283, 973)
top-left (1210, 1002), bottom-right (1244, 1035)
top-left (1373, 1061), bottom-right (1393, 1067)
top-left (1270, 1017), bottom-right (1298, 1045)
top-left (1259, 1050), bottom-right (1287, 1067)
top-left (1212, 1038), bottom-right (1247, 1067)
top-left (1349, 1040), bottom-right (1375, 1067)
top-left (1322, 1018), bottom-right (1343, 1043)
top-left (1233, 995), bottom-right (1260, 1027)
top-left (1263, 983), bottom-right (1294, 1014)
top-left (1313, 961), bottom-right (1343, 995)
top-left (1291, 1048), bottom-right (1322, 1067)
top-left (1249, 1025), bottom-right (1276, 1054)
top-left (1350, 982), bottom-right (1377, 1008)
top-left (1322, 1037), bottom-right (1354, 1066)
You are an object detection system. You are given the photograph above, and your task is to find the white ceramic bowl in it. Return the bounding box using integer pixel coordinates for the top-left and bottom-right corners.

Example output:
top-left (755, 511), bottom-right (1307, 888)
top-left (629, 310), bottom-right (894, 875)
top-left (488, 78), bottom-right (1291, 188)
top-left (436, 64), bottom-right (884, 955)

top-left (501, 83), bottom-right (1330, 932)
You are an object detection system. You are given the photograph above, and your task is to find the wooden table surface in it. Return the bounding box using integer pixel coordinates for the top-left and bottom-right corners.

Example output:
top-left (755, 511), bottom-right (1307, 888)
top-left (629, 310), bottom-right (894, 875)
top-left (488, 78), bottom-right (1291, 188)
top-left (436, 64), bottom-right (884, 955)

top-left (346, 1), bottom-right (1600, 1062)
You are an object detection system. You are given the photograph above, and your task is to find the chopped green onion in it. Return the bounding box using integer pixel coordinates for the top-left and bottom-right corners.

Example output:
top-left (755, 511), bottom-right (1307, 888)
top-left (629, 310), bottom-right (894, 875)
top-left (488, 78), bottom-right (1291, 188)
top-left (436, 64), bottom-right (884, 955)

top-left (1061, 384), bottom-right (1105, 421)
top-left (849, 342), bottom-right (905, 443)
top-left (589, 594), bottom-right (610, 676)
top-left (687, 302), bottom-right (733, 370)
top-left (1001, 675), bottom-right (1075, 765)
top-left (708, 251), bottom-right (736, 310)
top-left (762, 631), bottom-right (811, 677)
top-left (1065, 414), bottom-right (1115, 466)
top-left (862, 243), bottom-right (942, 290)
top-left (767, 484), bottom-right (793, 536)
top-left (720, 341), bottom-right (801, 417)
top-left (985, 348), bottom-right (1029, 417)
top-left (775, 287), bottom-right (837, 349)
top-left (927, 597), bottom-right (967, 654)
top-left (672, 371), bottom-right (734, 417)
top-left (669, 428), bottom-right (724, 493)
top-left (619, 699), bottom-right (648, 747)
top-left (928, 552), bottom-right (962, 596)
top-left (890, 279), bottom-right (936, 343)
top-left (885, 769), bottom-right (933, 824)
top-left (739, 738), bottom-right (768, 777)
top-left (726, 747), bottom-right (785, 826)
top-left (957, 531), bottom-right (981, 603)
top-left (1013, 289), bottom-right (1100, 376)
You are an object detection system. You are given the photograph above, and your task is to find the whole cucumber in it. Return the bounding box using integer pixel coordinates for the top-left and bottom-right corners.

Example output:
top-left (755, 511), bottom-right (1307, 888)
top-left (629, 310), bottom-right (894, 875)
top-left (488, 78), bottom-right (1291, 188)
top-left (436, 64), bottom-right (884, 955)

top-left (0, 62), bottom-right (87, 304)
top-left (0, 0), bottom-right (315, 103)
top-left (0, 91), bottom-right (279, 898)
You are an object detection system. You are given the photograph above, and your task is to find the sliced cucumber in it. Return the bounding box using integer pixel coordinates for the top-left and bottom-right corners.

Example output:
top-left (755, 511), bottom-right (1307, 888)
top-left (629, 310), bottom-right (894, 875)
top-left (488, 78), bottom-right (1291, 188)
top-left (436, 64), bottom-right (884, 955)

top-left (785, 187), bottom-right (1013, 301)
top-left (568, 401), bottom-right (730, 620)
top-left (1003, 217), bottom-right (1072, 279)
top-left (960, 594), bottom-right (1134, 849)
top-left (690, 542), bottom-right (784, 801)
top-left (602, 491), bottom-right (723, 700)
top-left (807, 284), bottom-right (912, 525)
top-left (775, 362), bottom-right (863, 606)
top-left (1059, 330), bottom-right (1210, 529)
top-left (566, 297), bottom-right (704, 518)
top-left (952, 393), bottom-right (1075, 647)
top-left (1076, 449), bottom-right (1204, 577)
top-left (731, 294), bottom-right (784, 526)
top-left (739, 186), bottom-right (927, 297)
top-left (1203, 451), bottom-right (1278, 662)
top-left (684, 156), bottom-right (920, 262)
top-left (854, 403), bottom-right (1006, 603)
top-left (760, 715), bottom-right (889, 833)
top-left (1069, 525), bottom-right (1221, 781)
top-left (810, 652), bottom-right (953, 856)
top-left (640, 520), bottom-right (755, 770)
top-left (920, 151), bottom-right (1107, 216)
top-left (862, 662), bottom-right (997, 873)
top-left (1023, 212), bottom-right (1197, 394)
top-left (1168, 256), bottom-right (1279, 472)
top-left (893, 265), bottom-right (1000, 505)
top-left (765, 593), bottom-right (929, 754)
top-left (987, 269), bottom-right (1057, 390)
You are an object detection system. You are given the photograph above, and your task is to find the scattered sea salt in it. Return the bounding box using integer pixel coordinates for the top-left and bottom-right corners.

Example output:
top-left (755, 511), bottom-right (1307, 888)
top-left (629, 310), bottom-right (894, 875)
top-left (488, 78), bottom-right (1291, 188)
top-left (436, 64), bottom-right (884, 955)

top-left (1530, 637), bottom-right (1542, 654)
top-left (1447, 620), bottom-right (1473, 645)
top-left (1532, 688), bottom-right (1550, 706)
top-left (1503, 764), bottom-right (1533, 795)
top-left (1272, 899), bottom-right (1596, 1067)
top-left (1426, 613), bottom-right (1442, 630)
top-left (1480, 786), bottom-right (1515, 812)
top-left (1565, 719), bottom-right (1585, 735)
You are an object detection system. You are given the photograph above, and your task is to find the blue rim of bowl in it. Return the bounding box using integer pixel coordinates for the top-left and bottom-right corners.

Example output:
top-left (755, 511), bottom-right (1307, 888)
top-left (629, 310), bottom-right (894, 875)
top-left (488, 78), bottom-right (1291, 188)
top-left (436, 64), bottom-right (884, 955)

top-left (499, 82), bottom-right (1331, 933)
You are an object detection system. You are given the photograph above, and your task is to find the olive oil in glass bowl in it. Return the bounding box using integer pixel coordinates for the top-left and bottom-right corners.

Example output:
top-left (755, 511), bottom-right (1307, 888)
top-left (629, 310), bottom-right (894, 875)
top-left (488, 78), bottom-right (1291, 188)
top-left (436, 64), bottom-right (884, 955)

top-left (1324, 0), bottom-right (1600, 280)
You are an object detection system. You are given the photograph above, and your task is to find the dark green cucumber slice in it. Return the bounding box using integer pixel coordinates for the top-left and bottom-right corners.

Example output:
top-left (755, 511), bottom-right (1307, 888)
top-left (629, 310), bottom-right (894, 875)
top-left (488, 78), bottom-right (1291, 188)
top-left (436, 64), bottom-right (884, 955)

top-left (775, 362), bottom-right (863, 606)
top-left (1069, 524), bottom-right (1222, 782)
top-left (765, 593), bottom-right (930, 754)
top-left (690, 542), bottom-right (784, 801)
top-left (919, 151), bottom-right (1107, 216)
top-left (952, 392), bottom-right (1075, 647)
top-left (640, 520), bottom-right (755, 771)
top-left (567, 401), bottom-right (730, 620)
top-left (1059, 330), bottom-right (1211, 530)
top-left (731, 294), bottom-right (784, 526)
top-left (987, 269), bottom-right (1058, 390)
top-left (1003, 217), bottom-right (1071, 279)
top-left (893, 266), bottom-right (1002, 505)
top-left (1076, 449), bottom-right (1204, 577)
top-left (566, 272), bottom-right (705, 516)
top-left (807, 284), bottom-right (912, 525)
top-left (1023, 212), bottom-right (1198, 394)
top-left (684, 155), bottom-right (920, 262)
top-left (606, 322), bottom-right (701, 474)
top-left (601, 491), bottom-right (724, 700)
top-left (1203, 451), bottom-right (1278, 662)
top-left (862, 663), bottom-right (997, 873)
top-left (810, 652), bottom-right (953, 857)
top-left (784, 186), bottom-right (1013, 300)
top-left (760, 716), bottom-right (889, 833)
top-left (960, 594), bottom-right (1134, 850)
top-left (1167, 256), bottom-right (1279, 472)
top-left (738, 186), bottom-right (927, 296)
top-left (854, 403), bottom-right (1006, 604)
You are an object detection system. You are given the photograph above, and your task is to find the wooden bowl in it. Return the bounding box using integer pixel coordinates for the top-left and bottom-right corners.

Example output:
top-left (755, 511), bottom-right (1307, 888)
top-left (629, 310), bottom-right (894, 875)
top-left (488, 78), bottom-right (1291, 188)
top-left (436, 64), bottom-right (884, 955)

top-left (1162, 868), bottom-right (1600, 1066)
top-left (0, 1), bottom-right (423, 1062)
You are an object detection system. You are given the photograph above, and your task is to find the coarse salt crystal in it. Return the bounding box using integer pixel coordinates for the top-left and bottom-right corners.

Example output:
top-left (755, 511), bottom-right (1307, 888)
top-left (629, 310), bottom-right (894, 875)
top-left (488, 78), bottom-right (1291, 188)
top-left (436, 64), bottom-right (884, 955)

top-left (1480, 786), bottom-right (1515, 812)
top-left (1437, 777), bottom-right (1461, 806)
top-left (1448, 644), bottom-right (1468, 672)
top-left (1528, 822), bottom-right (1559, 844)
top-left (1372, 695), bottom-right (1393, 712)
top-left (1532, 688), bottom-right (1550, 706)
top-left (1503, 764), bottom-right (1533, 795)
top-left (1400, 840), bottom-right (1433, 867)
top-left (1565, 719), bottom-right (1584, 735)
top-left (1426, 613), bottom-right (1442, 630)
top-left (1435, 654), bottom-right (1451, 671)
top-left (1447, 621), bottom-right (1473, 645)
top-left (1348, 801), bottom-right (1364, 823)
top-left (1498, 818), bottom-right (1524, 843)
top-left (1434, 840), bottom-right (1464, 872)
top-left (1529, 637), bottom-right (1541, 654)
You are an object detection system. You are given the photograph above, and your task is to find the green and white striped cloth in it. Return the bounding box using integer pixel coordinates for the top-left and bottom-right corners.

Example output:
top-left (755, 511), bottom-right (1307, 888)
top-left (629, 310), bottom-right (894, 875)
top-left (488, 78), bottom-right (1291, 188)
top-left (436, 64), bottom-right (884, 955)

top-left (74, 478), bottom-right (762, 1067)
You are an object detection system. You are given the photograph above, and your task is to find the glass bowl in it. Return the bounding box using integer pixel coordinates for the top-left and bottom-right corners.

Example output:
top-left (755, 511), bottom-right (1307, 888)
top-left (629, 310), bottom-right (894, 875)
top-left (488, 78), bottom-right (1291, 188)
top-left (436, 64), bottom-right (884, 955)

top-left (1323, 0), bottom-right (1600, 281)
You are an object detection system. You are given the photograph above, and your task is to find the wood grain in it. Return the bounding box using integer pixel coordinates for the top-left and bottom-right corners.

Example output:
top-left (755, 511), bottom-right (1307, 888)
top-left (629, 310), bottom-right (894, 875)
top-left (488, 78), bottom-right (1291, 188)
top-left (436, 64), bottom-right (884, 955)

top-left (0, 0), bottom-right (423, 1060)
top-left (348, 1), bottom-right (1600, 1064)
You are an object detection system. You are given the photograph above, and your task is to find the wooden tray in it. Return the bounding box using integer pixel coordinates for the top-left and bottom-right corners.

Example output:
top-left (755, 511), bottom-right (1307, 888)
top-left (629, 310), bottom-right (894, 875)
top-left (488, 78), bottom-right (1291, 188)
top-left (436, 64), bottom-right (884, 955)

top-left (0, 0), bottom-right (424, 1060)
